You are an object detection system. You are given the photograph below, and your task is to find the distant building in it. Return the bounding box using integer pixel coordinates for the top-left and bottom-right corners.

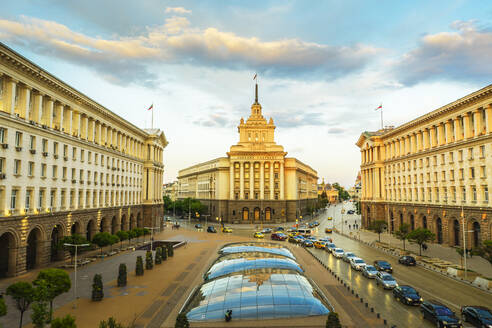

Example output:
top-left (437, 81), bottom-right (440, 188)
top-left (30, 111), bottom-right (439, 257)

top-left (163, 181), bottom-right (178, 201)
top-left (349, 172), bottom-right (361, 201)
top-left (177, 84), bottom-right (318, 223)
top-left (356, 85), bottom-right (491, 248)
top-left (317, 179), bottom-right (339, 203)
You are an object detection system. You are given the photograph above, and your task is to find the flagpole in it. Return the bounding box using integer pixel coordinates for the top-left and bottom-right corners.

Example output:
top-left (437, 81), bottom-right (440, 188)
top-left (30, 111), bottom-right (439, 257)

top-left (381, 106), bottom-right (383, 130)
top-left (151, 101), bottom-right (154, 129)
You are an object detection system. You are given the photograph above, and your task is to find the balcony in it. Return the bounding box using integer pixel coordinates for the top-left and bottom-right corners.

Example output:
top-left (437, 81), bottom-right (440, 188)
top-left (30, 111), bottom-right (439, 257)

top-left (54, 154), bottom-right (58, 159)
top-left (15, 146), bottom-right (22, 151)
top-left (1, 143), bottom-right (8, 149)
top-left (42, 152), bottom-right (48, 157)
top-left (30, 149), bottom-right (36, 154)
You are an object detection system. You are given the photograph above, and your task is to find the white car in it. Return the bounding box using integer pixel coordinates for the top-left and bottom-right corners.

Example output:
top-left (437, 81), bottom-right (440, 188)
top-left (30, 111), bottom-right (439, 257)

top-left (375, 272), bottom-right (398, 289)
top-left (350, 257), bottom-right (366, 271)
top-left (342, 252), bottom-right (356, 262)
top-left (333, 248), bottom-right (344, 258)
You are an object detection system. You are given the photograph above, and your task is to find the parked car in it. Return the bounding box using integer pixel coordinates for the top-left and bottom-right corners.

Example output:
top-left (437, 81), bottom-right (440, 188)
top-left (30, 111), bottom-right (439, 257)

top-left (347, 210), bottom-right (355, 214)
top-left (399, 255), bottom-right (416, 266)
top-left (461, 306), bottom-right (492, 327)
top-left (313, 221), bottom-right (320, 226)
top-left (392, 285), bottom-right (423, 305)
top-left (275, 227), bottom-right (285, 231)
top-left (271, 233), bottom-right (287, 241)
top-left (342, 252), bottom-right (356, 262)
top-left (314, 241), bottom-right (326, 249)
top-left (374, 260), bottom-right (393, 273)
top-left (222, 227), bottom-right (233, 233)
top-left (194, 224), bottom-right (202, 229)
top-left (325, 227), bottom-right (333, 233)
top-left (261, 228), bottom-right (272, 234)
top-left (254, 232), bottom-right (264, 239)
top-left (361, 265), bottom-right (378, 278)
top-left (207, 226), bottom-right (217, 233)
top-left (349, 257), bottom-right (366, 271)
top-left (319, 238), bottom-right (332, 243)
top-left (303, 240), bottom-right (314, 247)
top-left (333, 248), bottom-right (344, 258)
top-left (375, 272), bottom-right (398, 289)
top-left (421, 300), bottom-right (462, 327)
top-left (325, 243), bottom-right (336, 253)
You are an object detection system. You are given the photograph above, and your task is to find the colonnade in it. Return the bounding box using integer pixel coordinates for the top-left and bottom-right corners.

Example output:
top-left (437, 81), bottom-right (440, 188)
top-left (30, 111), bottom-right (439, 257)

top-left (229, 160), bottom-right (284, 200)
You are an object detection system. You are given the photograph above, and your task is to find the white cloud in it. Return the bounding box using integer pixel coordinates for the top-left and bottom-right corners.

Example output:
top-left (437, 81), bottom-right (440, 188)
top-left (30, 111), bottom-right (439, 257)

top-left (164, 16), bottom-right (190, 34)
top-left (393, 20), bottom-right (492, 85)
top-left (165, 7), bottom-right (192, 15)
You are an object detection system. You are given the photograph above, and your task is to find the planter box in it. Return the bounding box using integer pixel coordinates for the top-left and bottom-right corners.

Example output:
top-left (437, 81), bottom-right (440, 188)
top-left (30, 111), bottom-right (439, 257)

top-left (447, 267), bottom-right (481, 280)
top-left (473, 277), bottom-right (492, 289)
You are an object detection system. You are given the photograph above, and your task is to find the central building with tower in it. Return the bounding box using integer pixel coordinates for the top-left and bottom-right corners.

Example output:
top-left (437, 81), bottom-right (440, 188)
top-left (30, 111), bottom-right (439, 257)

top-left (177, 84), bottom-right (318, 223)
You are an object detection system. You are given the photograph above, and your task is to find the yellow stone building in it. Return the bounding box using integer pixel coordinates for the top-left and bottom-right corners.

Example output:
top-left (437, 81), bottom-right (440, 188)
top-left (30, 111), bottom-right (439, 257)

top-left (0, 43), bottom-right (167, 277)
top-left (356, 84), bottom-right (492, 248)
top-left (317, 179), bottom-right (339, 203)
top-left (178, 84), bottom-right (318, 223)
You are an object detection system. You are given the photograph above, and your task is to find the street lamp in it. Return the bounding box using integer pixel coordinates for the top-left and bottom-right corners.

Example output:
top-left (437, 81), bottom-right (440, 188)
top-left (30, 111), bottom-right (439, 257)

top-left (144, 226), bottom-right (160, 252)
top-left (461, 206), bottom-right (474, 281)
top-left (64, 243), bottom-right (89, 309)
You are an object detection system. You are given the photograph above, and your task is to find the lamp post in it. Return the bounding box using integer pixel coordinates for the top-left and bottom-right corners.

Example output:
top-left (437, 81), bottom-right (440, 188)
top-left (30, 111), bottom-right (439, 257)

top-left (64, 243), bottom-right (89, 309)
top-left (144, 226), bottom-right (159, 252)
top-left (461, 206), bottom-right (474, 281)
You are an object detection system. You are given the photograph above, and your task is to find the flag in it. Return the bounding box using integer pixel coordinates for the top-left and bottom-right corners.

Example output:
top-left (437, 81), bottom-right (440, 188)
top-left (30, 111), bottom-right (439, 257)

top-left (253, 73), bottom-right (257, 80)
top-left (374, 104), bottom-right (382, 111)
top-left (147, 104), bottom-right (153, 111)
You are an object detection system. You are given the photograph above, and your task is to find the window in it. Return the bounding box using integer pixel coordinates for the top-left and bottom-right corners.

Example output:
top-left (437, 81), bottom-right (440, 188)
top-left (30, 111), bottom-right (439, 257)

top-left (0, 128), bottom-right (5, 143)
top-left (80, 169), bottom-right (83, 180)
top-left (440, 154), bottom-right (445, 165)
top-left (481, 166), bottom-right (486, 178)
top-left (0, 157), bottom-right (4, 174)
top-left (449, 152), bottom-right (454, 162)
top-left (101, 155), bottom-right (104, 166)
top-left (470, 167), bottom-right (475, 179)
top-left (42, 139), bottom-right (48, 152)
top-left (61, 190), bottom-right (66, 208)
top-left (10, 189), bottom-right (17, 210)
top-left (472, 186), bottom-right (477, 201)
top-left (462, 187), bottom-right (466, 202)
top-left (72, 147), bottom-right (76, 160)
top-left (459, 150), bottom-right (463, 161)
top-left (450, 170), bottom-right (454, 181)
top-left (80, 149), bottom-right (85, 162)
top-left (15, 131), bottom-right (22, 147)
top-left (25, 190), bottom-right (32, 210)
top-left (70, 190), bottom-right (74, 207)
top-left (433, 172), bottom-right (438, 182)
top-left (50, 189), bottom-right (56, 207)
top-left (71, 168), bottom-right (75, 179)
top-left (480, 145), bottom-right (485, 158)
top-left (63, 144), bottom-right (68, 157)
top-left (14, 159), bottom-right (21, 175)
top-left (95, 153), bottom-right (98, 164)
top-left (435, 188), bottom-right (439, 202)
top-left (62, 167), bottom-right (67, 179)
top-left (452, 187), bottom-right (456, 202)
top-left (88, 151), bottom-right (92, 163)
top-left (459, 168), bottom-right (464, 180)
top-left (28, 161), bottom-right (34, 177)
top-left (426, 157), bottom-right (430, 167)
top-left (433, 155), bottom-right (437, 166)
top-left (52, 165), bottom-right (57, 179)
top-left (54, 142), bottom-right (58, 156)
top-left (41, 163), bottom-right (46, 178)
top-left (441, 171), bottom-right (446, 181)
top-left (38, 189), bottom-right (44, 208)
top-left (484, 187), bottom-right (489, 202)
top-left (468, 147), bottom-right (474, 160)
top-left (30, 135), bottom-right (36, 150)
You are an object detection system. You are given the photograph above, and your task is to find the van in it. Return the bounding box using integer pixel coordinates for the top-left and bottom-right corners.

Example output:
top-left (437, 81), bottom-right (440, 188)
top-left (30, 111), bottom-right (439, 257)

top-left (297, 228), bottom-right (312, 236)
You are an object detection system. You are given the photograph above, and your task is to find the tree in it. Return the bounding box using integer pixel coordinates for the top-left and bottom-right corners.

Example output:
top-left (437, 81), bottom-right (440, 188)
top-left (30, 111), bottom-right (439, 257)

top-left (136, 256), bottom-right (144, 276)
top-left (332, 183), bottom-right (350, 201)
top-left (6, 281), bottom-right (34, 328)
top-left (31, 280), bottom-right (50, 328)
top-left (369, 220), bottom-right (387, 242)
top-left (33, 268), bottom-right (71, 322)
top-left (91, 274), bottom-right (104, 301)
top-left (408, 228), bottom-right (435, 256)
top-left (0, 296), bottom-right (7, 317)
top-left (116, 231), bottom-right (129, 249)
top-left (326, 312), bottom-right (342, 328)
top-left (99, 317), bottom-right (131, 328)
top-left (155, 247), bottom-right (162, 265)
top-left (92, 232), bottom-right (113, 255)
top-left (127, 230), bottom-right (137, 246)
top-left (394, 223), bottom-right (411, 251)
top-left (175, 313), bottom-right (189, 328)
top-left (132, 228), bottom-right (143, 244)
top-left (142, 228), bottom-right (150, 242)
top-left (50, 315), bottom-right (77, 328)
top-left (355, 201), bottom-right (361, 215)
top-left (108, 234), bottom-right (120, 252)
top-left (58, 234), bottom-right (91, 261)
top-left (117, 263), bottom-right (127, 287)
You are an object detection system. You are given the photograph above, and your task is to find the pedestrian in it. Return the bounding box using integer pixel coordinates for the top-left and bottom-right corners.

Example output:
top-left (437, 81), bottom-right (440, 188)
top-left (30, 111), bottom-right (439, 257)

top-left (349, 225), bottom-right (351, 229)
top-left (468, 248), bottom-right (473, 258)
top-left (422, 243), bottom-right (427, 251)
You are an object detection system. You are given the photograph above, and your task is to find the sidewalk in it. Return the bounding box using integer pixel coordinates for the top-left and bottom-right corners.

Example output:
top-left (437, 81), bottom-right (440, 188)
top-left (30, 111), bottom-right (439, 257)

top-left (343, 228), bottom-right (492, 278)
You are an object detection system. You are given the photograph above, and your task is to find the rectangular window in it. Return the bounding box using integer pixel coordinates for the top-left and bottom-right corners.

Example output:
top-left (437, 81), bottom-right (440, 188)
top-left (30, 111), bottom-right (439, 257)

top-left (480, 145), bottom-right (485, 158)
top-left (30, 135), bottom-right (36, 150)
top-left (41, 163), bottom-right (46, 177)
top-left (485, 187), bottom-right (489, 202)
top-left (441, 171), bottom-right (446, 181)
top-left (61, 190), bottom-right (66, 208)
top-left (472, 186), bottom-right (477, 201)
top-left (62, 167), bottom-right (67, 179)
top-left (460, 168), bottom-right (464, 180)
top-left (72, 147), bottom-right (76, 159)
top-left (449, 151), bottom-right (454, 162)
top-left (52, 165), bottom-right (57, 179)
top-left (470, 167), bottom-right (475, 179)
top-left (462, 187), bottom-right (466, 202)
top-left (88, 151), bottom-right (92, 163)
top-left (80, 149), bottom-right (84, 162)
top-left (79, 169), bottom-right (83, 180)
top-left (42, 139), bottom-right (48, 152)
top-left (63, 144), bottom-right (68, 157)
top-left (95, 153), bottom-right (98, 164)
top-left (10, 189), bottom-right (17, 209)
top-left (14, 159), bottom-right (21, 175)
top-left (25, 190), bottom-right (31, 210)
top-left (71, 168), bottom-right (75, 179)
top-left (38, 190), bottom-right (44, 208)
top-left (54, 142), bottom-right (58, 155)
top-left (0, 157), bottom-right (4, 174)
top-left (450, 170), bottom-right (454, 180)
top-left (440, 154), bottom-right (445, 165)
top-left (50, 189), bottom-right (55, 207)
top-left (452, 187), bottom-right (456, 202)
top-left (15, 131), bottom-right (22, 147)
top-left (28, 161), bottom-right (34, 176)
top-left (459, 150), bottom-right (463, 161)
top-left (0, 128), bottom-right (5, 143)
top-left (468, 147), bottom-right (474, 160)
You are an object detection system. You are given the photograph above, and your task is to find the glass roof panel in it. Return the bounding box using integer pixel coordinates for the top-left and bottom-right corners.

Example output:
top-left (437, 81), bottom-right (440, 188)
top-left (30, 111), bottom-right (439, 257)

top-left (219, 245), bottom-right (295, 259)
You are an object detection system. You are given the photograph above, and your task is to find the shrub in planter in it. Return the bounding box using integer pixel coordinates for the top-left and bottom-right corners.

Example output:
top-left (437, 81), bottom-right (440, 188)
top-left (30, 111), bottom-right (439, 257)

top-left (155, 247), bottom-right (162, 265)
top-left (117, 264), bottom-right (127, 287)
top-left (145, 251), bottom-right (154, 270)
top-left (326, 312), bottom-right (341, 328)
top-left (91, 274), bottom-right (104, 301)
top-left (175, 313), bottom-right (189, 328)
top-left (167, 244), bottom-right (174, 257)
top-left (136, 256), bottom-right (144, 276)
top-left (162, 247), bottom-right (168, 261)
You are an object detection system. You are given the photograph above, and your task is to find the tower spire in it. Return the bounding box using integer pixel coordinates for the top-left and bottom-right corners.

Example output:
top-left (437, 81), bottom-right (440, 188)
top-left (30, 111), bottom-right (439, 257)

top-left (255, 83), bottom-right (258, 104)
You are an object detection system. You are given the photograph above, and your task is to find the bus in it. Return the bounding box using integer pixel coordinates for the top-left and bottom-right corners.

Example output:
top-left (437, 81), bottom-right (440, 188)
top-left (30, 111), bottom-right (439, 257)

top-left (297, 228), bottom-right (312, 237)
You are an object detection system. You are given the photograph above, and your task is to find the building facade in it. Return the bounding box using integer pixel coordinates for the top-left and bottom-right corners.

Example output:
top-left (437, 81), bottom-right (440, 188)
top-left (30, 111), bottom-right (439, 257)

top-left (0, 43), bottom-right (168, 277)
top-left (356, 85), bottom-right (492, 248)
top-left (163, 181), bottom-right (178, 201)
top-left (178, 84), bottom-right (318, 223)
top-left (317, 179), bottom-right (339, 203)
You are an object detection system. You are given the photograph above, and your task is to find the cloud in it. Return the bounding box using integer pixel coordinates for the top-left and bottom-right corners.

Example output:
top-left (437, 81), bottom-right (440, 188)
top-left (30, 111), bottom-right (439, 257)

top-left (165, 7), bottom-right (192, 15)
top-left (0, 16), bottom-right (381, 87)
top-left (393, 20), bottom-right (492, 85)
top-left (267, 111), bottom-right (325, 128)
top-left (327, 127), bottom-right (345, 134)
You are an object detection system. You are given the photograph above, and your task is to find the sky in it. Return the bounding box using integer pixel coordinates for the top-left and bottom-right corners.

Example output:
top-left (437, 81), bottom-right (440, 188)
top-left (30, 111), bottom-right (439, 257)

top-left (1, 0), bottom-right (491, 188)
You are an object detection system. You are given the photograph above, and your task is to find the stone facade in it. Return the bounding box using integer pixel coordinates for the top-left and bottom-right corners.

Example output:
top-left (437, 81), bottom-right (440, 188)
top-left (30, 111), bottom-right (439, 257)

top-left (356, 84), bottom-right (492, 248)
top-left (178, 84), bottom-right (318, 223)
top-left (0, 43), bottom-right (167, 277)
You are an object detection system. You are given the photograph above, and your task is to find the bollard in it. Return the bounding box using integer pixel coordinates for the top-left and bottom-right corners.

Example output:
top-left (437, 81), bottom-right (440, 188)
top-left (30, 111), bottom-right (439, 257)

top-left (377, 313), bottom-right (380, 318)
top-left (351, 290), bottom-right (354, 295)
top-left (355, 293), bottom-right (358, 298)
top-left (383, 319), bottom-right (387, 325)
top-left (365, 302), bottom-right (368, 307)
top-left (370, 307), bottom-right (374, 312)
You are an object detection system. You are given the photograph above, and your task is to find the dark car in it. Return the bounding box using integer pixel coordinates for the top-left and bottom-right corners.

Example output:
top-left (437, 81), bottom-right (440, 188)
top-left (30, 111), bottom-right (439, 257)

top-left (302, 240), bottom-right (314, 247)
top-left (421, 300), bottom-right (462, 327)
top-left (195, 224), bottom-right (202, 229)
top-left (206, 226), bottom-right (217, 233)
top-left (271, 233), bottom-right (287, 241)
top-left (399, 255), bottom-right (416, 266)
top-left (347, 210), bottom-right (355, 214)
top-left (374, 260), bottom-right (393, 273)
top-left (461, 306), bottom-right (492, 327)
top-left (392, 285), bottom-right (422, 305)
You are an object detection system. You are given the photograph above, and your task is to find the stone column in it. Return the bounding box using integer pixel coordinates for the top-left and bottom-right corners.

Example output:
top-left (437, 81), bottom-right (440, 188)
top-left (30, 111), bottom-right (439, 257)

top-left (280, 162), bottom-right (285, 200)
top-left (438, 123), bottom-right (445, 145)
top-left (229, 163), bottom-right (234, 199)
top-left (18, 85), bottom-right (30, 120)
top-left (454, 117), bottom-right (462, 141)
top-left (249, 163), bottom-right (254, 198)
top-left (260, 162), bottom-right (264, 200)
top-left (474, 109), bottom-right (483, 136)
top-left (45, 98), bottom-right (54, 128)
top-left (430, 126), bottom-right (437, 147)
top-left (410, 134), bottom-right (416, 153)
top-left (32, 92), bottom-right (43, 124)
top-left (463, 113), bottom-right (472, 139)
top-left (239, 162), bottom-right (244, 199)
top-left (269, 162), bottom-right (274, 200)
top-left (487, 104), bottom-right (492, 134)
top-left (445, 120), bottom-right (454, 143)
top-left (5, 78), bottom-right (17, 115)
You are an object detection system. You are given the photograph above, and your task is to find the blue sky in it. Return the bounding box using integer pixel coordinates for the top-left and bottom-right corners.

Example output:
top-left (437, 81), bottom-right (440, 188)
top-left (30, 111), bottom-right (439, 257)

top-left (1, 0), bottom-right (491, 187)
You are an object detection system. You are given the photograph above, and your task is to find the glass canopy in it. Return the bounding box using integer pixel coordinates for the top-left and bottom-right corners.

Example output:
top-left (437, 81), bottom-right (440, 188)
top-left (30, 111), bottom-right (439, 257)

top-left (219, 245), bottom-right (295, 259)
top-left (205, 255), bottom-right (303, 281)
top-left (186, 269), bottom-right (329, 321)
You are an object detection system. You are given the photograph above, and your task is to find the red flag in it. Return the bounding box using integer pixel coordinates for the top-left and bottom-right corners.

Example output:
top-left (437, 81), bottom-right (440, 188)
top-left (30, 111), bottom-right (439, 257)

top-left (147, 104), bottom-right (153, 111)
top-left (374, 104), bottom-right (382, 111)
